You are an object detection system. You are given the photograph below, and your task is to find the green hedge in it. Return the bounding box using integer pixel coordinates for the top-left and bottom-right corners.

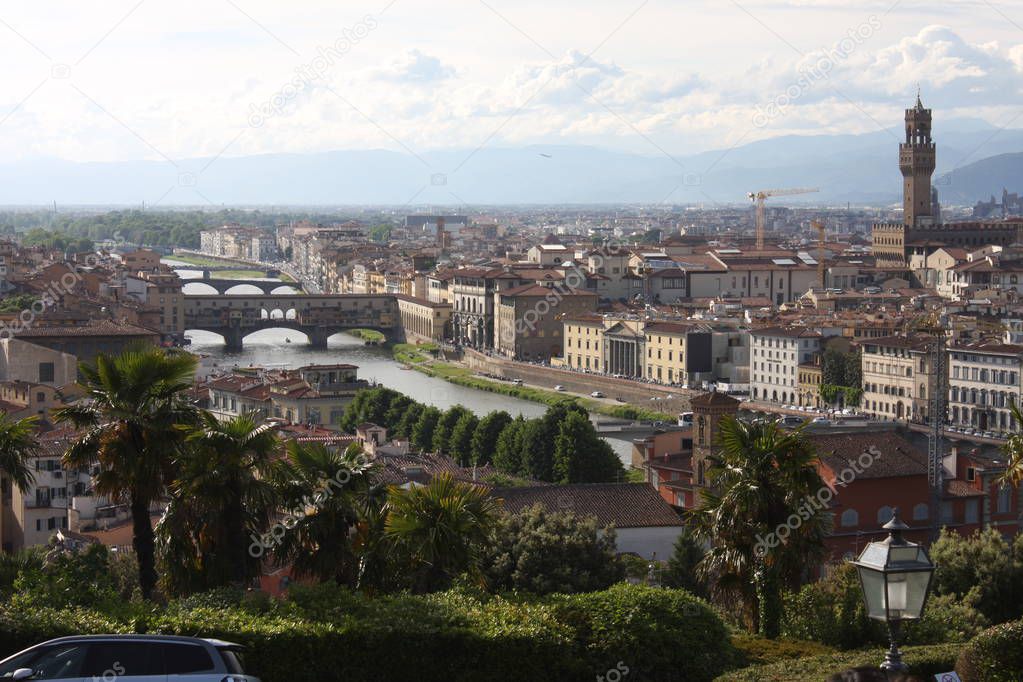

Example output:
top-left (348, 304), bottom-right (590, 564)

top-left (730, 635), bottom-right (835, 667)
top-left (956, 620), bottom-right (1023, 681)
top-left (0, 584), bottom-right (736, 682)
top-left (712, 643), bottom-right (962, 682)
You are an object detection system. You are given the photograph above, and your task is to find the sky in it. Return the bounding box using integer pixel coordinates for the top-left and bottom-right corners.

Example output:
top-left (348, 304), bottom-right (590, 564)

top-left (3, 0), bottom-right (1023, 166)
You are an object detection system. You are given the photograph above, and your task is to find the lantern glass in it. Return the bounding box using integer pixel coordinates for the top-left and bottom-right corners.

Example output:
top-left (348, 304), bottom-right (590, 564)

top-left (858, 566), bottom-right (888, 619)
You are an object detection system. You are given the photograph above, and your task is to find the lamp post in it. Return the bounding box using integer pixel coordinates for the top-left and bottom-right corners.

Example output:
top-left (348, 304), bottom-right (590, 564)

top-left (851, 508), bottom-right (935, 673)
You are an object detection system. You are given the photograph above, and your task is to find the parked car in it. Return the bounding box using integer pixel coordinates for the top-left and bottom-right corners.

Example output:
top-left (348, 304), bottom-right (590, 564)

top-left (512, 379), bottom-right (523, 386)
top-left (811, 417), bottom-right (832, 426)
top-left (554, 385), bottom-right (565, 391)
top-left (0, 635), bottom-right (258, 682)
top-left (590, 391), bottom-right (605, 398)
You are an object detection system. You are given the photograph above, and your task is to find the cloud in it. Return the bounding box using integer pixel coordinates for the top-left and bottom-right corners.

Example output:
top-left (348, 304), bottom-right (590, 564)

top-left (371, 49), bottom-right (455, 83)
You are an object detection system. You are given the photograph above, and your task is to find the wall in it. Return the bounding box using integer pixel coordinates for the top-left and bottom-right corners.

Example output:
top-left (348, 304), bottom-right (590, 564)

top-left (614, 526), bottom-right (684, 561)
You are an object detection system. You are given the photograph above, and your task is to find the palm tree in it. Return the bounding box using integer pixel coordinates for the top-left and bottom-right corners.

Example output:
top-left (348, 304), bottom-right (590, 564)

top-left (158, 413), bottom-right (280, 593)
top-left (271, 441), bottom-right (375, 586)
top-left (385, 472), bottom-right (500, 593)
top-left (692, 416), bottom-right (828, 638)
top-left (1000, 402), bottom-right (1023, 487)
top-left (0, 412), bottom-right (39, 499)
top-left (55, 345), bottom-right (199, 600)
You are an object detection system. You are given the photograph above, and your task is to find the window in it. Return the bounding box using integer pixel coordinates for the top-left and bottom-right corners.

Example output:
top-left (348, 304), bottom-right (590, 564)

top-left (912, 503), bottom-right (929, 521)
top-left (161, 644), bottom-right (215, 674)
top-left (877, 505), bottom-right (894, 525)
top-left (998, 486), bottom-right (1012, 514)
top-left (840, 508), bottom-right (858, 527)
top-left (0, 643), bottom-right (90, 680)
top-left (966, 467), bottom-right (975, 482)
top-left (965, 499), bottom-right (979, 524)
top-left (82, 642), bottom-right (163, 678)
top-left (38, 363), bottom-right (55, 383)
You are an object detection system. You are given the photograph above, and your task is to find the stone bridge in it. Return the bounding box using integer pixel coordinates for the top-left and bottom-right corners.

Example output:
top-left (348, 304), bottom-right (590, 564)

top-left (182, 278), bottom-right (303, 295)
top-left (184, 293), bottom-right (399, 350)
top-left (170, 264), bottom-right (280, 277)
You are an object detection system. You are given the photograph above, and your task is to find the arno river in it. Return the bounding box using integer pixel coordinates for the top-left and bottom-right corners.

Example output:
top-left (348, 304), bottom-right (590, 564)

top-left (176, 264), bottom-right (634, 465)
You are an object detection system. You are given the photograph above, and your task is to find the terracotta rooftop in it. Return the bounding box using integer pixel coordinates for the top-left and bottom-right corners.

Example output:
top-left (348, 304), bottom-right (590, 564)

top-left (493, 482), bottom-right (684, 528)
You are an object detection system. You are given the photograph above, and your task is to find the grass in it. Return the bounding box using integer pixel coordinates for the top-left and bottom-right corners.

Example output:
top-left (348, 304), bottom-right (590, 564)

top-left (348, 329), bottom-right (386, 343)
top-left (216, 269), bottom-right (268, 279)
top-left (391, 345), bottom-right (676, 421)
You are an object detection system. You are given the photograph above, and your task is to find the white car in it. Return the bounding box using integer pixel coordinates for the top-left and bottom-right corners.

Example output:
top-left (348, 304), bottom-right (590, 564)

top-left (811, 417), bottom-right (832, 425)
top-left (0, 635), bottom-right (258, 682)
top-left (554, 385), bottom-right (565, 391)
top-left (590, 391), bottom-right (605, 398)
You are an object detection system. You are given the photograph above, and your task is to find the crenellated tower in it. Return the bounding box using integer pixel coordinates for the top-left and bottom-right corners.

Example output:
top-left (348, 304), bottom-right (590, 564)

top-left (899, 91), bottom-right (936, 227)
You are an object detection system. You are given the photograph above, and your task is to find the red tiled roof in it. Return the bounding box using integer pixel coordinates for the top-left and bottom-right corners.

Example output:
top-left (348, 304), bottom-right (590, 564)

top-left (493, 483), bottom-right (684, 527)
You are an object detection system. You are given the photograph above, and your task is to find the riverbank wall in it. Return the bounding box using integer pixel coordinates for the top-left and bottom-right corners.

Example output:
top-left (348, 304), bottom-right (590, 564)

top-left (458, 349), bottom-right (694, 415)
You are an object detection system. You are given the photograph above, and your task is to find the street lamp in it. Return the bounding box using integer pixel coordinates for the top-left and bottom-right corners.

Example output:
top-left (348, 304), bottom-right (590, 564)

top-left (851, 508), bottom-right (935, 673)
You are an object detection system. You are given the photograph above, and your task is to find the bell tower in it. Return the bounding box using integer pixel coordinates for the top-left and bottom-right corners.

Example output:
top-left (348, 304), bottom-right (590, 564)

top-left (899, 90), bottom-right (936, 227)
top-left (689, 392), bottom-right (739, 490)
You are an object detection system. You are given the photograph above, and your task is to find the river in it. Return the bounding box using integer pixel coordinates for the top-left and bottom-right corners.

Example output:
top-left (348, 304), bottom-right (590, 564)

top-left (172, 262), bottom-right (635, 465)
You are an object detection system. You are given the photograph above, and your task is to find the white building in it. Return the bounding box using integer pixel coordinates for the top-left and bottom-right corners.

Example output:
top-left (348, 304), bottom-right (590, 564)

top-left (749, 327), bottom-right (822, 405)
top-left (948, 343), bottom-right (1023, 434)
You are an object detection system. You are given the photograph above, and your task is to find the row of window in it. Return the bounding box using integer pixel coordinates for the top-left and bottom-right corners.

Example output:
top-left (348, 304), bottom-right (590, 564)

top-left (951, 366), bottom-right (1019, 384)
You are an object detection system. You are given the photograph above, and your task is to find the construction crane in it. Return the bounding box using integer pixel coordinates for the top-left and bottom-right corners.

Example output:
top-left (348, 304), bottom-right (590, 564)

top-left (911, 309), bottom-right (949, 542)
top-left (748, 187), bottom-right (819, 250)
top-left (813, 219), bottom-right (826, 289)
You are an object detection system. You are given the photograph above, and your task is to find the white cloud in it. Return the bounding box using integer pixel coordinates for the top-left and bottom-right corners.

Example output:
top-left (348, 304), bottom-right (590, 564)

top-left (0, 2), bottom-right (1022, 165)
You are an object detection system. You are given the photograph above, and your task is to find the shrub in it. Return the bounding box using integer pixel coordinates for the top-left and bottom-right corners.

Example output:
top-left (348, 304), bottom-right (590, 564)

top-left (729, 635), bottom-right (834, 667)
top-left (956, 619), bottom-right (1023, 682)
top-left (930, 527), bottom-right (1023, 625)
top-left (0, 583), bottom-right (738, 682)
top-left (554, 584), bottom-right (740, 682)
top-left (481, 504), bottom-right (624, 595)
top-left (713, 643), bottom-right (963, 682)
top-left (902, 590), bottom-right (989, 645)
top-left (782, 563), bottom-right (882, 649)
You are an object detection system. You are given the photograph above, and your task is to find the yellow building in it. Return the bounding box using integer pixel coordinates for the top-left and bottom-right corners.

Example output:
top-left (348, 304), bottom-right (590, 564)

top-left (797, 364), bottom-right (823, 408)
top-left (563, 314), bottom-right (605, 372)
top-left (860, 334), bottom-right (935, 422)
top-left (643, 322), bottom-right (694, 385)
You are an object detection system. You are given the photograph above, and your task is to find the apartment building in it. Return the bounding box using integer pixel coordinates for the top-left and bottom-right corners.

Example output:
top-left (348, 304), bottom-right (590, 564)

top-left (643, 322), bottom-right (698, 385)
top-left (206, 364), bottom-right (369, 430)
top-left (749, 327), bottom-right (822, 405)
top-left (860, 334), bottom-right (936, 422)
top-left (493, 284), bottom-right (597, 361)
top-left (562, 314), bottom-right (605, 372)
top-left (948, 342), bottom-right (1023, 433)
top-left (2, 430), bottom-right (91, 551)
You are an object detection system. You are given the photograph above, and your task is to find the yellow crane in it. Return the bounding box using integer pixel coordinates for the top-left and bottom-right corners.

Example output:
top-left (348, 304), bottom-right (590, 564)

top-left (748, 187), bottom-right (819, 250)
top-left (813, 219), bottom-right (826, 289)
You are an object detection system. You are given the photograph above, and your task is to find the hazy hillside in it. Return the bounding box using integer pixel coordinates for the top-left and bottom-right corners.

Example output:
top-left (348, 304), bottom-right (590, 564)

top-left (934, 153), bottom-right (1023, 205)
top-left (4, 119), bottom-right (1023, 206)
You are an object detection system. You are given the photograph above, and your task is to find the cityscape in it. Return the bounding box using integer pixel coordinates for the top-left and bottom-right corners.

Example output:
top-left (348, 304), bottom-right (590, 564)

top-left (0, 2), bottom-right (1022, 681)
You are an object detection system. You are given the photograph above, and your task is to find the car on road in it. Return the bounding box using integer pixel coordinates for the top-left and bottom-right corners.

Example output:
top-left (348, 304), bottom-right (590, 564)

top-left (512, 379), bottom-right (523, 386)
top-left (0, 635), bottom-right (258, 682)
top-left (590, 391), bottom-right (605, 398)
top-left (554, 385), bottom-right (565, 391)
top-left (810, 417), bottom-right (832, 426)
top-left (776, 415), bottom-right (806, 427)
top-left (678, 412), bottom-right (693, 427)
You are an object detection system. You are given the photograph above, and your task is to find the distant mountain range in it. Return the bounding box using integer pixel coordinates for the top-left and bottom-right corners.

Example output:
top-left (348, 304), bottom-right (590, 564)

top-left (6, 118), bottom-right (1023, 206)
